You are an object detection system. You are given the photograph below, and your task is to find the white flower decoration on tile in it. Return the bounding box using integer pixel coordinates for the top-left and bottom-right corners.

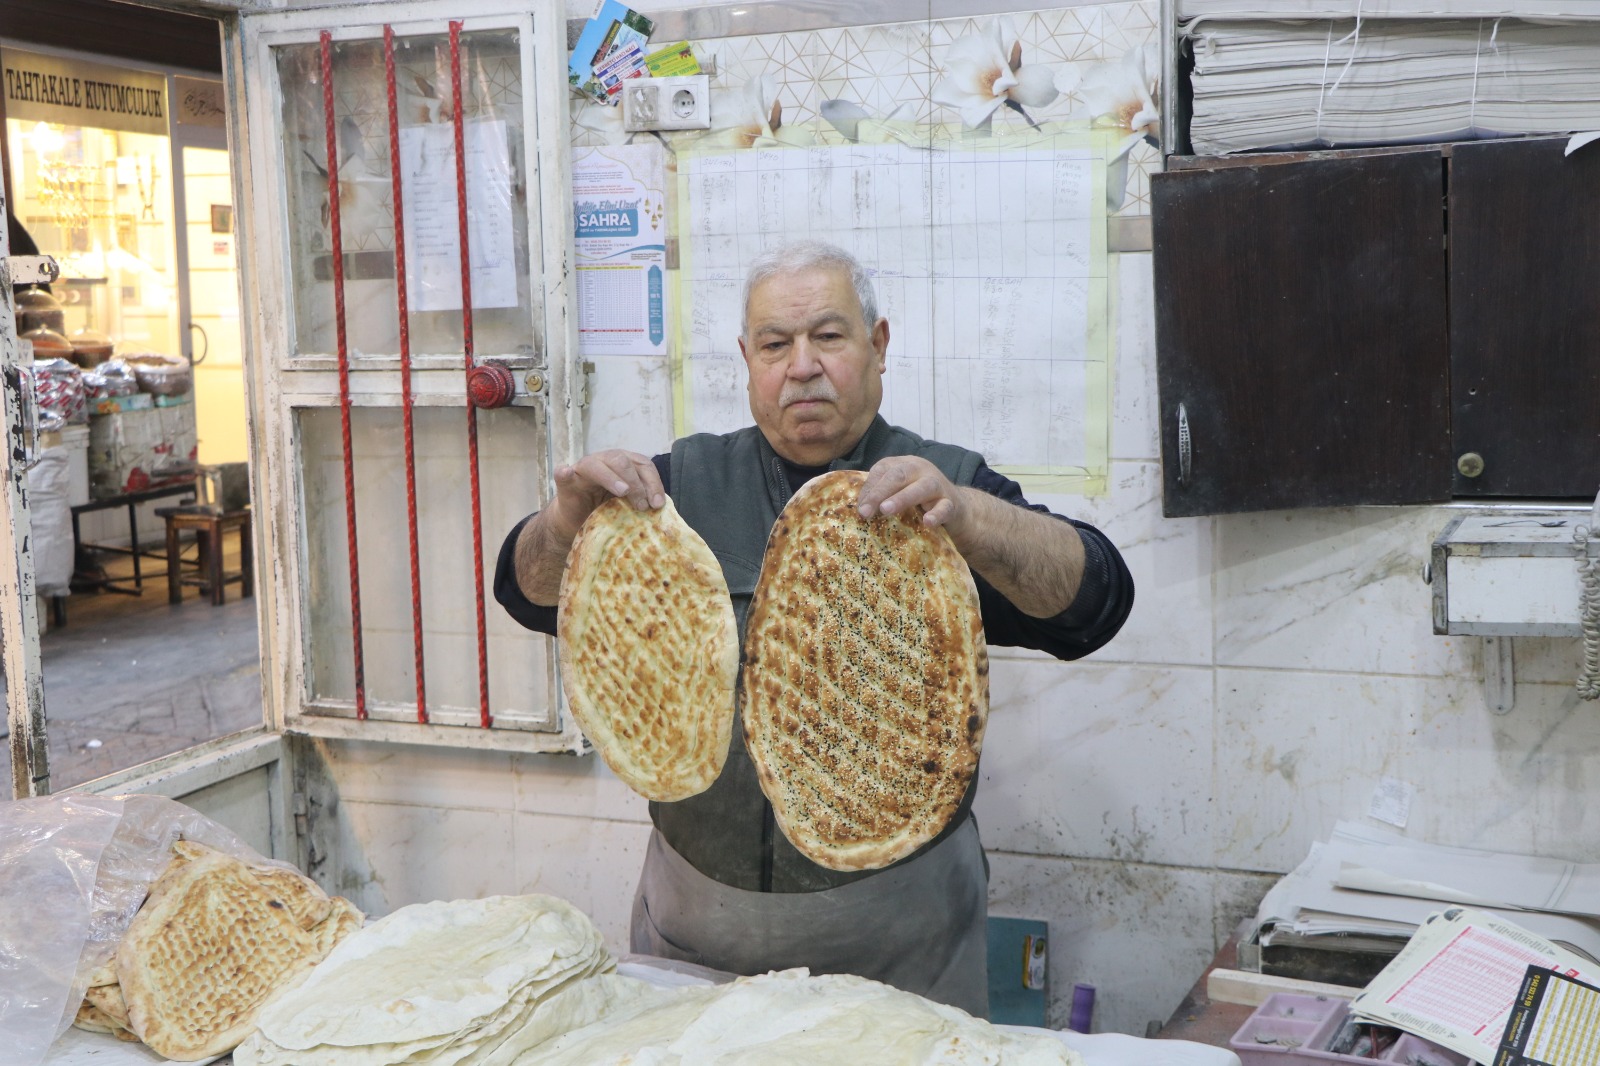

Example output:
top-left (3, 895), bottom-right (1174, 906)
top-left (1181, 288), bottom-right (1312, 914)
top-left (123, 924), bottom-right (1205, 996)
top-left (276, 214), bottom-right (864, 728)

top-left (1062, 44), bottom-right (1160, 210)
top-left (695, 75), bottom-right (811, 149)
top-left (820, 100), bottom-right (921, 146)
top-left (931, 17), bottom-right (1059, 129)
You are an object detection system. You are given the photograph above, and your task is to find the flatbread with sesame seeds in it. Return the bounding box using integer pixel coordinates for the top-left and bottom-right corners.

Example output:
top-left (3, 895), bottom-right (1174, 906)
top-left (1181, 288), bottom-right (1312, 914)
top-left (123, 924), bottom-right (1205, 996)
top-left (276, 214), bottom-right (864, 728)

top-left (557, 496), bottom-right (738, 801)
top-left (742, 469), bottom-right (989, 872)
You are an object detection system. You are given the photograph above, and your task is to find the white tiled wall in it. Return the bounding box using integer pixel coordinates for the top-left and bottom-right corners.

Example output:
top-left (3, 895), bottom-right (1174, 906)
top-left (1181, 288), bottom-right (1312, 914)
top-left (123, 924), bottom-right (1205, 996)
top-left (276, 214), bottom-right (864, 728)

top-left (309, 739), bottom-right (653, 955)
top-left (310, 246), bottom-right (1600, 1038)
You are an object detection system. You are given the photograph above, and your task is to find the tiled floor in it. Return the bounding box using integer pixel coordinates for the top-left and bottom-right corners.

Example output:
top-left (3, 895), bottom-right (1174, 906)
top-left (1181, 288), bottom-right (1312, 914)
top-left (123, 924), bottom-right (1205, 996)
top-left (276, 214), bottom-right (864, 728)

top-left (3, 546), bottom-right (263, 792)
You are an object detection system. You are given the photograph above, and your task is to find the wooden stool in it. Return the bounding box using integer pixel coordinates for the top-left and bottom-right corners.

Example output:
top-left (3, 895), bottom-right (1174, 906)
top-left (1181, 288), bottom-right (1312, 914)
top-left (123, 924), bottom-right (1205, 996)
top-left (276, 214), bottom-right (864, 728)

top-left (158, 507), bottom-right (253, 605)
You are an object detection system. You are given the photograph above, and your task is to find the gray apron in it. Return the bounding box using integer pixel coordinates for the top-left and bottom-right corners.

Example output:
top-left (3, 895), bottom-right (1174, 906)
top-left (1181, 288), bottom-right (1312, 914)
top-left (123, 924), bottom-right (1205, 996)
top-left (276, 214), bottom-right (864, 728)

top-left (630, 814), bottom-right (991, 1018)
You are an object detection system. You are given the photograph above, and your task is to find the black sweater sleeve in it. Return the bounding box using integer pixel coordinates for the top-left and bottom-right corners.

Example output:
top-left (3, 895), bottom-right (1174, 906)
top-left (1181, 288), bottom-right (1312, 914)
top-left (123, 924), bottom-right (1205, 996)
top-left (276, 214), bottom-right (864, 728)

top-left (966, 465), bottom-right (1133, 660)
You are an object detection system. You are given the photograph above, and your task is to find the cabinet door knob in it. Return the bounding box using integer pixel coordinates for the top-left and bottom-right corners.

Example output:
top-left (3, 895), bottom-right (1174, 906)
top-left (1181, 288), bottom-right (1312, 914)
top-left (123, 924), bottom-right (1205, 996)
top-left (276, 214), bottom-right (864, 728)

top-left (1457, 452), bottom-right (1485, 478)
top-left (1178, 402), bottom-right (1192, 486)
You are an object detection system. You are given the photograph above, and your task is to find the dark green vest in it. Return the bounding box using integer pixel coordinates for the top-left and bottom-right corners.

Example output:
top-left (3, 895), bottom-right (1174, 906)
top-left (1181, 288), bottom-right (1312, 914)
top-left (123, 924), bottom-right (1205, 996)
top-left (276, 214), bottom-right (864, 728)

top-left (658, 415), bottom-right (985, 892)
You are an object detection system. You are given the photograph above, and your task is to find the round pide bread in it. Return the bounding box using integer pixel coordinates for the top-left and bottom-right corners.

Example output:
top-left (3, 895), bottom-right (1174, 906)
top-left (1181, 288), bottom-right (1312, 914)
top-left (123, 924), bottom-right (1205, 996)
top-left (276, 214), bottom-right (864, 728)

top-left (558, 496), bottom-right (738, 801)
top-left (742, 469), bottom-right (989, 871)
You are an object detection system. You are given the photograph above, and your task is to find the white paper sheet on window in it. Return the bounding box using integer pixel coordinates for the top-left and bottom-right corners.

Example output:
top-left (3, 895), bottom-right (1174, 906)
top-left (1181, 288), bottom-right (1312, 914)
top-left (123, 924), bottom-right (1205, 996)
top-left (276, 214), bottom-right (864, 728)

top-left (674, 132), bottom-right (1109, 489)
top-left (398, 118), bottom-right (517, 313)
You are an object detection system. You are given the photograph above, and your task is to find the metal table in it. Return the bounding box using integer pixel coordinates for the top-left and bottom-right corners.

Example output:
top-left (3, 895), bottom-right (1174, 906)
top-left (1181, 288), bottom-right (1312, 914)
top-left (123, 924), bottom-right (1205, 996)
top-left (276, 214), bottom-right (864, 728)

top-left (60, 480), bottom-right (199, 623)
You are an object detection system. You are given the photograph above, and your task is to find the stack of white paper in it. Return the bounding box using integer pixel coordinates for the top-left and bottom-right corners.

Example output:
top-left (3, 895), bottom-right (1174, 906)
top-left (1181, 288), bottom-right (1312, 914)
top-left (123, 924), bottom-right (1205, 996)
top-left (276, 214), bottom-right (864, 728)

top-left (1182, 1), bottom-right (1600, 20)
top-left (1185, 17), bottom-right (1600, 154)
top-left (1253, 821), bottom-right (1600, 965)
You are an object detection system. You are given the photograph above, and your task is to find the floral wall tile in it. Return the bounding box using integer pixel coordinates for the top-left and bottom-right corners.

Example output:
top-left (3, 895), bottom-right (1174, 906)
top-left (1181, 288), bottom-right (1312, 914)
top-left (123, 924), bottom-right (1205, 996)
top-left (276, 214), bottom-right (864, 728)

top-left (568, 3), bottom-right (1162, 212)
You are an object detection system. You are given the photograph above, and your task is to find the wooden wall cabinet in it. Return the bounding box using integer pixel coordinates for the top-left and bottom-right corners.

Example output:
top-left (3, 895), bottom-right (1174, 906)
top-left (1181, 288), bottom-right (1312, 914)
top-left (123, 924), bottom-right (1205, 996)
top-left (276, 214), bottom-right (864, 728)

top-left (1151, 137), bottom-right (1600, 517)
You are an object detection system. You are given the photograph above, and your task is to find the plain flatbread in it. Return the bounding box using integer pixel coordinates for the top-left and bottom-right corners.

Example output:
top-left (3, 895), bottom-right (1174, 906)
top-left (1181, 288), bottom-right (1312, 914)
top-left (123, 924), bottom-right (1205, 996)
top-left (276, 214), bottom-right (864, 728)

top-left (252, 894), bottom-right (610, 1053)
top-left (558, 496), bottom-right (738, 801)
top-left (516, 969), bottom-right (1082, 1066)
top-left (117, 842), bottom-right (324, 1060)
top-left (742, 469), bottom-right (989, 871)
top-left (232, 955), bottom-right (619, 1066)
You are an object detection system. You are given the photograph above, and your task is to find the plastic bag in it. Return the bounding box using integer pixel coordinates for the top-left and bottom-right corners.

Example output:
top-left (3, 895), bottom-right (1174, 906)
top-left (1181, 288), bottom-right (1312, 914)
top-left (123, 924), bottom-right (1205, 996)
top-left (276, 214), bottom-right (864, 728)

top-left (82, 359), bottom-right (139, 401)
top-left (32, 359), bottom-right (86, 426)
top-left (121, 352), bottom-right (192, 398)
top-left (0, 794), bottom-right (299, 1066)
top-left (27, 447), bottom-right (73, 596)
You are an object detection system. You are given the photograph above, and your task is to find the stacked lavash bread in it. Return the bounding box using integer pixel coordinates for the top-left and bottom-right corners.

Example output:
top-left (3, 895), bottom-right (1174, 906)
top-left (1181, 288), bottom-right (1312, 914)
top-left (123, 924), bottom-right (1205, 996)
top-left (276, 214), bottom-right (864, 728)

top-left (82, 846), bottom-right (1078, 1065)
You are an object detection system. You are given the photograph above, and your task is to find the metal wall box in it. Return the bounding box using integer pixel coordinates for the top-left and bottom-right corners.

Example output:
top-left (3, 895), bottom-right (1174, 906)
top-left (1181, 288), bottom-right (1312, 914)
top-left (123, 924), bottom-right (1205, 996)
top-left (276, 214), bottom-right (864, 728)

top-left (1430, 514), bottom-right (1592, 637)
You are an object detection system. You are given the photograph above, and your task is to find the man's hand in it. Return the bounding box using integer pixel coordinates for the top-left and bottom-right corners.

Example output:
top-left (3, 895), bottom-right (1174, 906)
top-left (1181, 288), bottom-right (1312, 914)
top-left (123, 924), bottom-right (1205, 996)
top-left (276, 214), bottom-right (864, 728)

top-left (858, 456), bottom-right (1086, 619)
top-left (516, 449), bottom-right (664, 606)
top-left (857, 455), bottom-right (970, 536)
top-left (546, 450), bottom-right (666, 540)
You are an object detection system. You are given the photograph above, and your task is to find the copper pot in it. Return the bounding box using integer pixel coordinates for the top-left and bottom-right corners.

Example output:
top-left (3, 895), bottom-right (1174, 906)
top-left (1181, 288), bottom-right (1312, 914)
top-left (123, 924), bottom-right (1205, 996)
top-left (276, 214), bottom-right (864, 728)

top-left (16, 286), bottom-right (66, 335)
top-left (68, 328), bottom-right (115, 368)
top-left (22, 326), bottom-right (73, 357)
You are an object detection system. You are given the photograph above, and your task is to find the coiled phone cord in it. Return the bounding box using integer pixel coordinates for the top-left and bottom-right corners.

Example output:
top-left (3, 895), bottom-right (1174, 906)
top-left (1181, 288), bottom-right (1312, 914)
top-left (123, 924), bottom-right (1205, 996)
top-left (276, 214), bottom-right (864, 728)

top-left (1576, 517), bottom-right (1600, 700)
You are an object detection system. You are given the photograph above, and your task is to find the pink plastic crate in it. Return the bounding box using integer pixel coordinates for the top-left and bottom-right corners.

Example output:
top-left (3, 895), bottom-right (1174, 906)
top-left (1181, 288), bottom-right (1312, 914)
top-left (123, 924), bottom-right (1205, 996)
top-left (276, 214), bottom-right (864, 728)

top-left (1228, 993), bottom-right (1468, 1066)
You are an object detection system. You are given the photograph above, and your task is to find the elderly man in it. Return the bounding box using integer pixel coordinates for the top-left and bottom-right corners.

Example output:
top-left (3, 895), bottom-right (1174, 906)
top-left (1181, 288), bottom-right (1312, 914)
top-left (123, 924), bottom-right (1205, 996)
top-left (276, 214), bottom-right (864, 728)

top-left (495, 240), bottom-right (1132, 1016)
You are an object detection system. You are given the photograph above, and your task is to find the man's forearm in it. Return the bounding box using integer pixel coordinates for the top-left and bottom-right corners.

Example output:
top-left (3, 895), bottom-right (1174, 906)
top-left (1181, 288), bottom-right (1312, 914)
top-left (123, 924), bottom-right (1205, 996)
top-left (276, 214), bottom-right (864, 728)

top-left (946, 488), bottom-right (1085, 618)
top-left (514, 510), bottom-right (577, 607)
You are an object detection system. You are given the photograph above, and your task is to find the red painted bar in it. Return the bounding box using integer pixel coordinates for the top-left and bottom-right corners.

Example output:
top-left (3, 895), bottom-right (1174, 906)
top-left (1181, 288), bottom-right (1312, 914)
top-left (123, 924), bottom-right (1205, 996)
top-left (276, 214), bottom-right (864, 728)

top-left (383, 24), bottom-right (429, 724)
top-left (320, 31), bottom-right (368, 719)
top-left (451, 20), bottom-right (494, 728)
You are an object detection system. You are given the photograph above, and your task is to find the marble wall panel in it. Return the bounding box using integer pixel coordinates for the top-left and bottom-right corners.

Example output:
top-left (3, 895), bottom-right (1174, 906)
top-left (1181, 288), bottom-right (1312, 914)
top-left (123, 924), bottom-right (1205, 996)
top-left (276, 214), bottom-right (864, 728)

top-left (583, 355), bottom-right (678, 459)
top-left (975, 659), bottom-right (1214, 867)
top-left (318, 739), bottom-right (516, 812)
top-left (512, 812), bottom-right (655, 955)
top-left (1111, 253), bottom-right (1157, 463)
top-left (987, 852), bottom-right (1233, 1036)
top-left (513, 750), bottom-right (653, 823)
top-left (1214, 669), bottom-right (1600, 873)
top-left (1504, 636), bottom-right (1589, 686)
top-left (1032, 460), bottom-right (1213, 668)
top-left (327, 801), bottom-right (518, 916)
top-left (1215, 506), bottom-right (1478, 679)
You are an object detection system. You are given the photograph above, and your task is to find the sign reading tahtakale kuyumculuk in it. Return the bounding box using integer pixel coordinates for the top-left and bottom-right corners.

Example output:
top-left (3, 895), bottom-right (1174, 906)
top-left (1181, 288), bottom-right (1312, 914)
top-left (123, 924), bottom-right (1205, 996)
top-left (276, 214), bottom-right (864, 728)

top-left (1, 48), bottom-right (168, 137)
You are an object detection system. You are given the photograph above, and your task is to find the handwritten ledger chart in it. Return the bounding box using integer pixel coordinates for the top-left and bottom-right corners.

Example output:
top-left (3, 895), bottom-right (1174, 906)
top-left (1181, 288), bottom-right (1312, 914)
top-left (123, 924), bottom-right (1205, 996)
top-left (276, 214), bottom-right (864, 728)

top-left (674, 134), bottom-right (1108, 489)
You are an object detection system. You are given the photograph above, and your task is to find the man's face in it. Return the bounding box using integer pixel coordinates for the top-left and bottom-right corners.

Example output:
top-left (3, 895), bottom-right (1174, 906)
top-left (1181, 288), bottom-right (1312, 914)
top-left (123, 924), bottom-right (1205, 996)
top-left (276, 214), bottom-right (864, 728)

top-left (739, 265), bottom-right (889, 466)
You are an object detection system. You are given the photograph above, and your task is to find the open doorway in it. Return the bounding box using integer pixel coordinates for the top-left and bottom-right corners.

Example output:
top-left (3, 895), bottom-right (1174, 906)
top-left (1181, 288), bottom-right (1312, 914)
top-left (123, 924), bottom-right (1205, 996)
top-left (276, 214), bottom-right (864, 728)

top-left (3, 0), bottom-right (259, 791)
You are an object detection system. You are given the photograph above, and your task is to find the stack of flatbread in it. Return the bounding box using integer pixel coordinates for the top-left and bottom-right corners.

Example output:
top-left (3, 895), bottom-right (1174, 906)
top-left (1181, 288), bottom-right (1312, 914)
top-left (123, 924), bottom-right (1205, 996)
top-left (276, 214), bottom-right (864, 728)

top-left (742, 470), bottom-right (989, 871)
top-left (72, 839), bottom-right (363, 1059)
top-left (233, 894), bottom-right (631, 1066)
top-left (517, 969), bottom-right (1082, 1065)
top-left (558, 496), bottom-right (738, 801)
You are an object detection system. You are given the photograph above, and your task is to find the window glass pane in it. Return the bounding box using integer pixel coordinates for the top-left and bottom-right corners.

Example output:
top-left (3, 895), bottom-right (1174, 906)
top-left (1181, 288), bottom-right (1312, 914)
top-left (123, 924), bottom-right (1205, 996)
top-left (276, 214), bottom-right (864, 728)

top-left (275, 30), bottom-right (538, 361)
top-left (298, 405), bottom-right (554, 728)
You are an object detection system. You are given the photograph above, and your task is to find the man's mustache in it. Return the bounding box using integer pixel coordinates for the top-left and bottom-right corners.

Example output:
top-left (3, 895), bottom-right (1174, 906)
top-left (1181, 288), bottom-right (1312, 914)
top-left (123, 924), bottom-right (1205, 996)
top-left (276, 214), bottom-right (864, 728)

top-left (779, 383), bottom-right (838, 407)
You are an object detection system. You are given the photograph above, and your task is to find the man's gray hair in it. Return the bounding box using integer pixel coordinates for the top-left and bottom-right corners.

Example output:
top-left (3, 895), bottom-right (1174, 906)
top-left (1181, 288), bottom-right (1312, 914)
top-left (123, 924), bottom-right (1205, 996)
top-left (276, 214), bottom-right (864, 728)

top-left (741, 240), bottom-right (879, 338)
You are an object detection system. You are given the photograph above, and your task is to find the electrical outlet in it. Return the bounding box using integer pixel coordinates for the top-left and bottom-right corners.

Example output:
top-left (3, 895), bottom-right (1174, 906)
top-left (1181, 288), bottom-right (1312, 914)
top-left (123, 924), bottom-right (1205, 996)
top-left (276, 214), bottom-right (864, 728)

top-left (622, 75), bottom-right (711, 132)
